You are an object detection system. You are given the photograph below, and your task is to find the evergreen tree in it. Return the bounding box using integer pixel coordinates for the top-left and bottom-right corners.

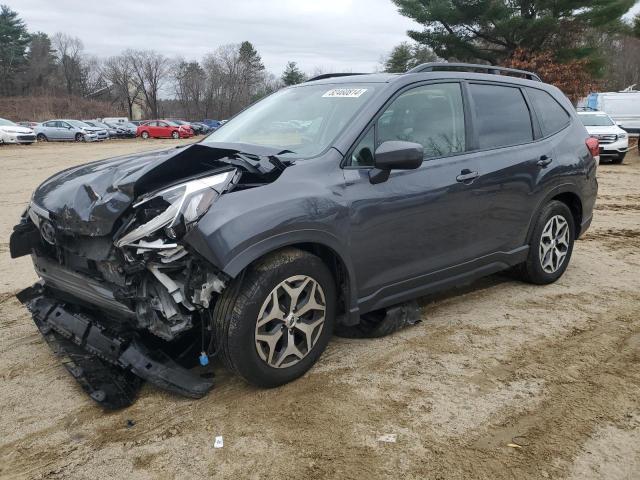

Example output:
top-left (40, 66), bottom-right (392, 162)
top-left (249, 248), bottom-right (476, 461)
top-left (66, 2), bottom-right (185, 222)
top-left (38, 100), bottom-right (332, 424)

top-left (22, 32), bottom-right (57, 94)
top-left (0, 5), bottom-right (30, 95)
top-left (384, 42), bottom-right (437, 72)
top-left (392, 0), bottom-right (637, 63)
top-left (281, 61), bottom-right (306, 85)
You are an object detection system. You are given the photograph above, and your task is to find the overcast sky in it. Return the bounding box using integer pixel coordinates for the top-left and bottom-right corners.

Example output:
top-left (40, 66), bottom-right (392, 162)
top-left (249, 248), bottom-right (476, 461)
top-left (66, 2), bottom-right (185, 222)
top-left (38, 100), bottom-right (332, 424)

top-left (5, 0), bottom-right (421, 75)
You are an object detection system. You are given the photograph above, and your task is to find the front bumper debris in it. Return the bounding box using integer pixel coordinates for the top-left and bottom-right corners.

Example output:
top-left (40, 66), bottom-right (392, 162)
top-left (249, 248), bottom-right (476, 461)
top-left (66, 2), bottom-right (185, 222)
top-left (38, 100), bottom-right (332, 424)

top-left (17, 284), bottom-right (214, 409)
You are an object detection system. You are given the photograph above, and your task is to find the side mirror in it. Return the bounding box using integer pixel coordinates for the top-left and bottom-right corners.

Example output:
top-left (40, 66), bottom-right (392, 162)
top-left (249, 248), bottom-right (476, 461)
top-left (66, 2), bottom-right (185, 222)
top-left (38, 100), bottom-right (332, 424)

top-left (369, 141), bottom-right (424, 184)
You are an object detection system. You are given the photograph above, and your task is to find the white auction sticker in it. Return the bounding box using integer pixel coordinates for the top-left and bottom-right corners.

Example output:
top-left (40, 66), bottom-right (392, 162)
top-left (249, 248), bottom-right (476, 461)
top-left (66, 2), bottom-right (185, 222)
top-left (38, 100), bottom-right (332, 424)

top-left (322, 88), bottom-right (368, 98)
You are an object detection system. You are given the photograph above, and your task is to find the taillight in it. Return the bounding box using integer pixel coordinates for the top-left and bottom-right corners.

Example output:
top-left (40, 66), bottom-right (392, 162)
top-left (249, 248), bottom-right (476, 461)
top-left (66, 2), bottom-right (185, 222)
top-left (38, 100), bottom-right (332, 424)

top-left (586, 137), bottom-right (599, 157)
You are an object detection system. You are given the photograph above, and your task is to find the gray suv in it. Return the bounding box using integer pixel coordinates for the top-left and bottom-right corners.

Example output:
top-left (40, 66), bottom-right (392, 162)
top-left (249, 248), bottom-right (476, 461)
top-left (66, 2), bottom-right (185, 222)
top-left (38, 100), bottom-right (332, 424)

top-left (11, 63), bottom-right (598, 408)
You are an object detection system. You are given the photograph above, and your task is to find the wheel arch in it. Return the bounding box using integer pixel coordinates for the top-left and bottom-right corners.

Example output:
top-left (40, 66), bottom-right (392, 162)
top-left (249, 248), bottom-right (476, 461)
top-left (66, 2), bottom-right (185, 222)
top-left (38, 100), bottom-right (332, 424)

top-left (219, 232), bottom-right (360, 325)
top-left (526, 185), bottom-right (583, 244)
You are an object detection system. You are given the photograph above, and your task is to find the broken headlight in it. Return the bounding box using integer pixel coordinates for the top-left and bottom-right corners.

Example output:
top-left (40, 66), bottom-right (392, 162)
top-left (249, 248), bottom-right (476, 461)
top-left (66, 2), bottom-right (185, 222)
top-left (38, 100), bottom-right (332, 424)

top-left (115, 170), bottom-right (234, 247)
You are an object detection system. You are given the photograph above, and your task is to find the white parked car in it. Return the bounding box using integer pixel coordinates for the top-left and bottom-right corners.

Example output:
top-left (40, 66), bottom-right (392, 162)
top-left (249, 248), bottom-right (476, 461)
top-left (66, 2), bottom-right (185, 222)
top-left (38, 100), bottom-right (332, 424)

top-left (577, 110), bottom-right (628, 164)
top-left (0, 118), bottom-right (36, 145)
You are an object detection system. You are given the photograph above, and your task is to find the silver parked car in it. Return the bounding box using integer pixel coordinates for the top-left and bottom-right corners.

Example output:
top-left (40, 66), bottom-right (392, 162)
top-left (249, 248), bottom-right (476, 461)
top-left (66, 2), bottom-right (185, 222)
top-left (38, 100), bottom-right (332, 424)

top-left (34, 120), bottom-right (100, 142)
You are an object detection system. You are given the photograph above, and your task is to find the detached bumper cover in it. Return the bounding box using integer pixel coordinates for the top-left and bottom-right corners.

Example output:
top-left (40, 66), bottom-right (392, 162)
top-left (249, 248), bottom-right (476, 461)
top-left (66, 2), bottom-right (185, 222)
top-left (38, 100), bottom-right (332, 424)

top-left (17, 285), bottom-right (214, 409)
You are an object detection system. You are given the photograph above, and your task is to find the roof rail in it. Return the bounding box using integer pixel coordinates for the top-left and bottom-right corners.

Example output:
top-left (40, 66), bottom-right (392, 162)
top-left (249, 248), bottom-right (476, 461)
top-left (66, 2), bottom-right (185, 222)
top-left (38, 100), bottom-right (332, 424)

top-left (407, 62), bottom-right (541, 82)
top-left (306, 72), bottom-right (367, 82)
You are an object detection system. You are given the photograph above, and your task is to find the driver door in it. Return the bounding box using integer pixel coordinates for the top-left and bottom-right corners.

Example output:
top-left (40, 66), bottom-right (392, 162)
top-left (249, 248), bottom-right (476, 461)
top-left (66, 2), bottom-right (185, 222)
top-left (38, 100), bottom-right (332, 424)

top-left (59, 121), bottom-right (74, 140)
top-left (343, 82), bottom-right (486, 304)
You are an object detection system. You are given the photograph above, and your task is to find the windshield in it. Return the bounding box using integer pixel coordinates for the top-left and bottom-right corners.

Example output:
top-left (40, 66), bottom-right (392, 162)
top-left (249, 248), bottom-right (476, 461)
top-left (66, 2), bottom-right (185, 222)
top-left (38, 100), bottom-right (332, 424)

top-left (580, 114), bottom-right (614, 126)
top-left (0, 118), bottom-right (17, 127)
top-left (68, 120), bottom-right (91, 128)
top-left (202, 83), bottom-right (377, 157)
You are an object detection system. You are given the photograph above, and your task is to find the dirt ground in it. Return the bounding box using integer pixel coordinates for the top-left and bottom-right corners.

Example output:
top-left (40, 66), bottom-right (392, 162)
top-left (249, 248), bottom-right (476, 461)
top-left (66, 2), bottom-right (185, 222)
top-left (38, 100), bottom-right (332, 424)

top-left (0, 139), bottom-right (639, 480)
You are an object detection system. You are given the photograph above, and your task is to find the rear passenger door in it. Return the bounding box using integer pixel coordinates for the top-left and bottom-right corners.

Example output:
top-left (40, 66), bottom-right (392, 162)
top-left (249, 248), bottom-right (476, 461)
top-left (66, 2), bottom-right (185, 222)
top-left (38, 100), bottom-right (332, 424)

top-left (466, 82), bottom-right (552, 255)
top-left (41, 121), bottom-right (58, 140)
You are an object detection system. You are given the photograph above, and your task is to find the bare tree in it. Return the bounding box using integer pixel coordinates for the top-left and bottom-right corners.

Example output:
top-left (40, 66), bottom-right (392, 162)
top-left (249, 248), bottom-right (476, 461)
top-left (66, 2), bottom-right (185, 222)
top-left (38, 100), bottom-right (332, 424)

top-left (127, 49), bottom-right (172, 118)
top-left (600, 34), bottom-right (640, 91)
top-left (80, 55), bottom-right (105, 96)
top-left (200, 42), bottom-right (267, 119)
top-left (103, 54), bottom-right (141, 118)
top-left (173, 59), bottom-right (207, 119)
top-left (52, 32), bottom-right (84, 95)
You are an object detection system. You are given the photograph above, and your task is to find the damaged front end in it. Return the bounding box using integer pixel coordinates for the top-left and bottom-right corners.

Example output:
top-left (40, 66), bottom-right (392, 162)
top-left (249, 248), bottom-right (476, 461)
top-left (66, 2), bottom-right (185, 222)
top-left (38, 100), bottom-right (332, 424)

top-left (11, 143), bottom-right (288, 409)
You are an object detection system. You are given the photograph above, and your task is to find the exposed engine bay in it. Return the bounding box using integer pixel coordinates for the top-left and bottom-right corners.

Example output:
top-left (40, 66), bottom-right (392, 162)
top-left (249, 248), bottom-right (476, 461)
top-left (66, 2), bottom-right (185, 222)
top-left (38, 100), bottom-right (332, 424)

top-left (11, 143), bottom-right (291, 408)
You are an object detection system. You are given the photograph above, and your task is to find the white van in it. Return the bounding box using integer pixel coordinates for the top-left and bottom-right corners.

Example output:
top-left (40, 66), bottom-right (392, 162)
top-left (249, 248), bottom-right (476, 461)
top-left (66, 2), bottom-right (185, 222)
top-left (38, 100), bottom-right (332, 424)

top-left (586, 87), bottom-right (640, 133)
top-left (101, 117), bottom-right (129, 125)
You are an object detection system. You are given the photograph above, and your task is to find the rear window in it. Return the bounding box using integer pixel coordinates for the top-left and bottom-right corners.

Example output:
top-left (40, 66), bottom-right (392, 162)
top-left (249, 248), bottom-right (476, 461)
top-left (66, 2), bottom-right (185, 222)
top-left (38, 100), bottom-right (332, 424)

top-left (469, 84), bottom-right (533, 149)
top-left (527, 88), bottom-right (570, 136)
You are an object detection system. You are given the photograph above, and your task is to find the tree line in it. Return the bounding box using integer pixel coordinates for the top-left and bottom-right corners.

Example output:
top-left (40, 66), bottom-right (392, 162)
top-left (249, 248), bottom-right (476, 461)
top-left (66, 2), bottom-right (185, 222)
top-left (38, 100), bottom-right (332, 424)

top-left (0, 5), bottom-right (313, 120)
top-left (3, 1), bottom-right (640, 121)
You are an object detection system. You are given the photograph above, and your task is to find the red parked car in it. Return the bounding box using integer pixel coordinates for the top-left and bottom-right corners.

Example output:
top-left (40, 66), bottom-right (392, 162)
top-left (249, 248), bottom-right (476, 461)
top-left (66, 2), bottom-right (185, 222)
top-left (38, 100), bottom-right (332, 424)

top-left (137, 120), bottom-right (193, 139)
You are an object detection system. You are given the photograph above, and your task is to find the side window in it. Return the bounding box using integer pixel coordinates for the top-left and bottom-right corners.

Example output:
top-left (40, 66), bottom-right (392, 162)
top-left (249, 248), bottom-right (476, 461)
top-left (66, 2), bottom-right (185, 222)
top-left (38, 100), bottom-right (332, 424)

top-left (43, 121), bottom-right (53, 127)
top-left (377, 83), bottom-right (466, 159)
top-left (527, 88), bottom-right (570, 136)
top-left (469, 84), bottom-right (533, 149)
top-left (350, 127), bottom-right (375, 167)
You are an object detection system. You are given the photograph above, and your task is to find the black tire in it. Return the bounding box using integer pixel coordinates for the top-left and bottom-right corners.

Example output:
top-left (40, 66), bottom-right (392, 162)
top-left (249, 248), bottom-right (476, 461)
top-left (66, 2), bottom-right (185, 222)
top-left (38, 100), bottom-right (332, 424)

top-left (171, 131), bottom-right (179, 139)
top-left (211, 248), bottom-right (336, 387)
top-left (75, 132), bottom-right (84, 142)
top-left (610, 153), bottom-right (625, 164)
top-left (517, 200), bottom-right (575, 285)
top-left (141, 131), bottom-right (149, 139)
top-left (36, 133), bottom-right (47, 142)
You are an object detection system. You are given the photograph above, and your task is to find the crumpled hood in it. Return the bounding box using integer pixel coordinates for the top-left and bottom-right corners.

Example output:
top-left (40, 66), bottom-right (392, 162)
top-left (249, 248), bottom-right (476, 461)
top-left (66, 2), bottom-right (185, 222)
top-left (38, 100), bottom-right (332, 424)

top-left (31, 143), bottom-right (288, 236)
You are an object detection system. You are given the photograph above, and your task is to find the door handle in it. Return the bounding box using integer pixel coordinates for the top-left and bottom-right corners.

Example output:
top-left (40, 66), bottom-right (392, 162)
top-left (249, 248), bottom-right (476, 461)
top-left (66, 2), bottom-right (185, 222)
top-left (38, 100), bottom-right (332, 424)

top-left (456, 169), bottom-right (479, 183)
top-left (537, 155), bottom-right (553, 167)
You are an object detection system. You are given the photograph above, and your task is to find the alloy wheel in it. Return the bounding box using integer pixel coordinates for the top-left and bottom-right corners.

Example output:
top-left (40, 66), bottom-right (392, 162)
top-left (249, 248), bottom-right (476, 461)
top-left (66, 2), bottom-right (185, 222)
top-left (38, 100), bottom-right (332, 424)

top-left (255, 275), bottom-right (326, 369)
top-left (539, 215), bottom-right (570, 273)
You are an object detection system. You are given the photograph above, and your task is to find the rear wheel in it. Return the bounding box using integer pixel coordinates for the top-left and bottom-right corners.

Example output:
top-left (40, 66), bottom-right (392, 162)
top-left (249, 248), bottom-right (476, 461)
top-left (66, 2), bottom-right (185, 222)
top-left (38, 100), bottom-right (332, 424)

top-left (212, 248), bottom-right (336, 387)
top-left (171, 131), bottom-right (179, 139)
top-left (36, 133), bottom-right (47, 142)
top-left (517, 200), bottom-right (575, 285)
top-left (141, 131), bottom-right (149, 139)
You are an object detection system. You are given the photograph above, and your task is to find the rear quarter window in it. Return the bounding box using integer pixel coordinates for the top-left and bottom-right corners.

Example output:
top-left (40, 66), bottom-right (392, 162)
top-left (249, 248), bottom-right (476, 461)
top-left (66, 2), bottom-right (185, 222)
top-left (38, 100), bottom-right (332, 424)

top-left (527, 88), bottom-right (570, 136)
top-left (469, 84), bottom-right (533, 149)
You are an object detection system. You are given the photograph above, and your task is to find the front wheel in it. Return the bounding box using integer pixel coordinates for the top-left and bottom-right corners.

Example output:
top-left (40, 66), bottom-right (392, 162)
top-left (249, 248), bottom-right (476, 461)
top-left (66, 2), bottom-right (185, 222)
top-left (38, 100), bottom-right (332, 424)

top-left (516, 200), bottom-right (575, 285)
top-left (141, 131), bottom-right (150, 139)
top-left (171, 131), bottom-right (179, 139)
top-left (74, 132), bottom-right (84, 142)
top-left (212, 248), bottom-right (336, 387)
